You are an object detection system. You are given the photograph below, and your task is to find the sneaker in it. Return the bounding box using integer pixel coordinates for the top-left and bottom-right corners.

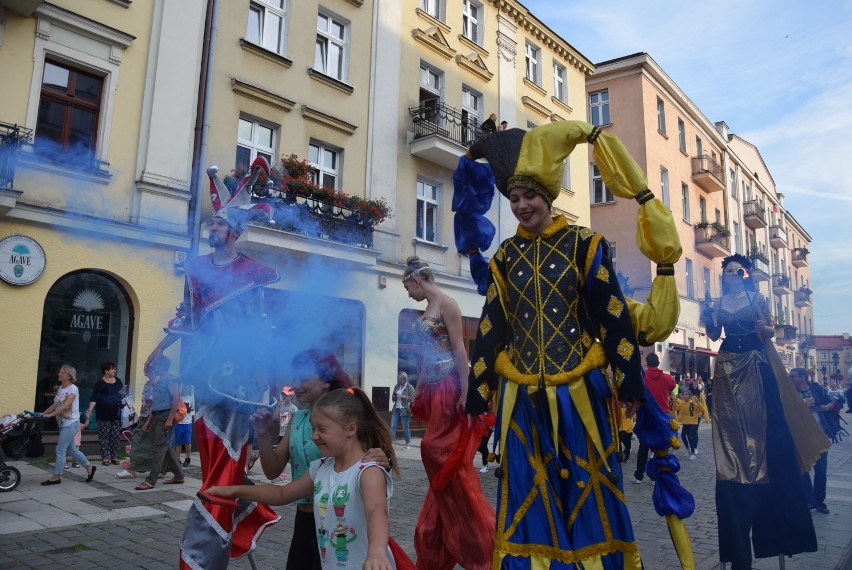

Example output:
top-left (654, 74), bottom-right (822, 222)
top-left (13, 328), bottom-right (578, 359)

top-left (64, 463), bottom-right (70, 469)
top-left (403, 445), bottom-right (411, 450)
top-left (479, 465), bottom-right (489, 473)
top-left (622, 456), bottom-right (630, 463)
top-left (183, 457), bottom-right (190, 467)
top-left (71, 462), bottom-right (81, 468)
top-left (814, 503), bottom-right (830, 514)
top-left (688, 454), bottom-right (697, 461)
top-left (631, 476), bottom-right (643, 484)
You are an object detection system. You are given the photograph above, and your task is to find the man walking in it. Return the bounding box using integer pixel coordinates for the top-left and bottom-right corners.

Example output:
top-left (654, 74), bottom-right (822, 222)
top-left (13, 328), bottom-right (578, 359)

top-left (790, 367), bottom-right (834, 514)
top-left (634, 353), bottom-right (676, 483)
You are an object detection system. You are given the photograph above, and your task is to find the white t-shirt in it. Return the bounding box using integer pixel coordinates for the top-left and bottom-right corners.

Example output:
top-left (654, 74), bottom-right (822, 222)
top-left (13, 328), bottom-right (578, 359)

top-left (310, 457), bottom-right (395, 570)
top-left (179, 396), bottom-right (194, 425)
top-left (54, 385), bottom-right (81, 427)
top-left (393, 386), bottom-right (405, 410)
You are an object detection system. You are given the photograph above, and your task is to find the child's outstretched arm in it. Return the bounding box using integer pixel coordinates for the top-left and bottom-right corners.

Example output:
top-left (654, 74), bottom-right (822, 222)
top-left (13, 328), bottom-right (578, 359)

top-left (207, 472), bottom-right (313, 506)
top-left (361, 466), bottom-right (392, 570)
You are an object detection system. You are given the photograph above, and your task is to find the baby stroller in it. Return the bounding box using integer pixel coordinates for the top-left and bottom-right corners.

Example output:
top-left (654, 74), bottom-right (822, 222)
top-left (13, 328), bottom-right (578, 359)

top-left (120, 427), bottom-right (134, 470)
top-left (0, 412), bottom-right (45, 492)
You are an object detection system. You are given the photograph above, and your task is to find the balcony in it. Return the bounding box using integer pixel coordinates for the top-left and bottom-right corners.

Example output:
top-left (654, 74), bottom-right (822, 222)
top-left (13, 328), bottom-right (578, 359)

top-left (798, 334), bottom-right (816, 351)
top-left (694, 222), bottom-right (730, 258)
top-left (742, 199), bottom-right (767, 229)
top-left (409, 101), bottom-right (485, 170)
top-left (795, 287), bottom-right (813, 308)
top-left (769, 225), bottom-right (788, 249)
top-left (772, 273), bottom-right (793, 296)
top-left (748, 251), bottom-right (771, 282)
top-left (691, 154), bottom-right (725, 193)
top-left (792, 247), bottom-right (809, 268)
top-left (0, 122), bottom-right (32, 190)
top-left (774, 323), bottom-right (798, 344)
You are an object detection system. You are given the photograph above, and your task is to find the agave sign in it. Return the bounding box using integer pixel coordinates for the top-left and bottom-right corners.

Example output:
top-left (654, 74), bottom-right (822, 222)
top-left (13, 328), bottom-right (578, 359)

top-left (0, 235), bottom-right (46, 286)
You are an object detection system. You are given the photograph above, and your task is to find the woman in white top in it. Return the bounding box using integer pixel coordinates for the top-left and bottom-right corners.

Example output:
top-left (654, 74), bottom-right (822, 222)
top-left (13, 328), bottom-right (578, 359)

top-left (40, 364), bottom-right (96, 485)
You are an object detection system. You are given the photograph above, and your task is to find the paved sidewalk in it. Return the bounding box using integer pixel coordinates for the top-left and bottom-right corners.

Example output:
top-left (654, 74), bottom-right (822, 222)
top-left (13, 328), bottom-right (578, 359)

top-left (2, 423), bottom-right (851, 569)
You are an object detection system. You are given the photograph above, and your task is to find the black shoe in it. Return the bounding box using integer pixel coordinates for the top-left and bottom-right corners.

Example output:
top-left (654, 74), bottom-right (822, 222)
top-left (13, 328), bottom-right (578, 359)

top-left (183, 457), bottom-right (190, 467)
top-left (85, 465), bottom-right (97, 482)
top-left (41, 478), bottom-right (61, 486)
top-left (815, 503), bottom-right (830, 514)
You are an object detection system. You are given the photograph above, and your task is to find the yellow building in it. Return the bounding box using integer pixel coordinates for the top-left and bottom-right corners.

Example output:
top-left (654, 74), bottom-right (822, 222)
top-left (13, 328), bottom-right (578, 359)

top-left (0, 1), bottom-right (205, 425)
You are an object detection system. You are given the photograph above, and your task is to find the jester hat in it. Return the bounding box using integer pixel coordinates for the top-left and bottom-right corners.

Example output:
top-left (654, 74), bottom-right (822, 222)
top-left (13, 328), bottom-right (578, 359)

top-left (207, 156), bottom-right (273, 232)
top-left (453, 119), bottom-right (683, 346)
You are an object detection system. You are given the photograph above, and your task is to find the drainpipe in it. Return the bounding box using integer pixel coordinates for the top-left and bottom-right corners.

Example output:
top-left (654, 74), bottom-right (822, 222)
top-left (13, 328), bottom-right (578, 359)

top-left (188, 0), bottom-right (219, 257)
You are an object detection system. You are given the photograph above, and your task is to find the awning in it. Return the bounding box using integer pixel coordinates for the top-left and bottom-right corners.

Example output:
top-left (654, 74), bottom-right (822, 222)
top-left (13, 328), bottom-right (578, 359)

top-left (668, 345), bottom-right (718, 357)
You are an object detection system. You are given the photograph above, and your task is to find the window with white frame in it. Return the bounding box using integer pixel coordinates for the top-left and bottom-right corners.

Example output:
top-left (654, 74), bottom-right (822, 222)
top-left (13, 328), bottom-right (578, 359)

top-left (235, 117), bottom-right (275, 170)
top-left (699, 196), bottom-right (707, 223)
top-left (695, 136), bottom-right (703, 156)
top-left (416, 179), bottom-right (440, 242)
top-left (591, 164), bottom-right (614, 204)
top-left (315, 10), bottom-right (348, 81)
top-left (677, 118), bottom-right (686, 152)
top-left (420, 0), bottom-right (442, 20)
top-left (685, 258), bottom-right (695, 300)
top-left (656, 97), bottom-right (666, 134)
top-left (681, 182), bottom-right (690, 222)
top-left (419, 62), bottom-right (443, 124)
top-left (561, 158), bottom-right (571, 190)
top-left (525, 42), bottom-right (541, 85)
top-left (733, 221), bottom-right (741, 253)
top-left (703, 266), bottom-right (711, 297)
top-left (461, 85), bottom-right (481, 144)
top-left (246, 0), bottom-right (288, 55)
top-left (553, 61), bottom-right (567, 103)
top-left (462, 0), bottom-right (482, 44)
top-left (308, 141), bottom-right (340, 190)
top-left (526, 120), bottom-right (538, 130)
top-left (589, 90), bottom-right (610, 126)
top-left (610, 242), bottom-right (618, 273)
top-left (660, 166), bottom-right (670, 206)
top-left (729, 169), bottom-right (736, 197)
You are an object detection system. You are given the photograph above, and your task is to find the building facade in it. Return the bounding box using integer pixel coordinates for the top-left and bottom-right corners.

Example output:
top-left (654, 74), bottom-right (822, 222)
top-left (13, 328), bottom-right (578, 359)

top-left (585, 52), bottom-right (814, 379)
top-left (0, 1), bottom-right (205, 422)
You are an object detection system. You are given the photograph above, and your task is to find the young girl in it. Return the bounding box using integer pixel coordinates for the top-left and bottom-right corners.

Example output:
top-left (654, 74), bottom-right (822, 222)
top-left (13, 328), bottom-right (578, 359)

top-left (208, 388), bottom-right (410, 570)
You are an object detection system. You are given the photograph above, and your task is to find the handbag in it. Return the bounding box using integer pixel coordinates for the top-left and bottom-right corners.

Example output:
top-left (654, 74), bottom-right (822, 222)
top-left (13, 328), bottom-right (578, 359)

top-left (120, 393), bottom-right (137, 429)
top-left (173, 400), bottom-right (188, 424)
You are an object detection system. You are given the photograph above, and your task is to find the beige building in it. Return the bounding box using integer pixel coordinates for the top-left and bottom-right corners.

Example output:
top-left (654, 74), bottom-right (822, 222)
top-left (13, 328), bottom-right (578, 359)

top-left (586, 52), bottom-right (815, 378)
top-left (0, 1), bottom-right (204, 424)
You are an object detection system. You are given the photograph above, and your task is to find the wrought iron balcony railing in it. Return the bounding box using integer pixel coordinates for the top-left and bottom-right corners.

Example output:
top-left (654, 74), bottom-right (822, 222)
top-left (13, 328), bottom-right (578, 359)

top-left (0, 122), bottom-right (33, 189)
top-left (409, 100), bottom-right (486, 148)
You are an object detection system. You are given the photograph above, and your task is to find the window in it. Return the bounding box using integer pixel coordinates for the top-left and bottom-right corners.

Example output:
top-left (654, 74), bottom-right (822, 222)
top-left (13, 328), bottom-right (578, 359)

top-left (677, 118), bottom-right (686, 152)
top-left (660, 167), bottom-right (670, 207)
top-left (416, 179), bottom-right (440, 242)
top-left (703, 266), bottom-right (711, 297)
top-left (729, 169), bottom-right (737, 197)
top-left (525, 42), bottom-right (540, 85)
top-left (35, 60), bottom-right (104, 163)
top-left (419, 63), bottom-right (443, 124)
top-left (656, 97), bottom-right (666, 134)
top-left (733, 221), bottom-right (741, 253)
top-left (695, 136), bottom-right (703, 156)
top-left (553, 62), bottom-right (567, 102)
top-left (526, 120), bottom-right (538, 130)
top-left (462, 0), bottom-right (481, 44)
top-left (681, 183), bottom-right (690, 222)
top-left (561, 158), bottom-right (571, 190)
top-left (420, 0), bottom-right (442, 19)
top-left (315, 11), bottom-right (348, 81)
top-left (591, 164), bottom-right (614, 204)
top-left (685, 258), bottom-right (694, 300)
top-left (235, 117), bottom-right (275, 170)
top-left (589, 90), bottom-right (610, 126)
top-left (610, 242), bottom-right (618, 274)
top-left (461, 86), bottom-right (481, 144)
top-left (699, 196), bottom-right (707, 223)
top-left (308, 141), bottom-right (340, 189)
top-left (714, 208), bottom-right (721, 224)
top-left (246, 0), bottom-right (287, 55)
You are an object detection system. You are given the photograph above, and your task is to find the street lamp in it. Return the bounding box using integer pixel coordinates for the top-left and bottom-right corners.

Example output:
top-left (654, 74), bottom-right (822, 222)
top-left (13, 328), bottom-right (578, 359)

top-left (832, 352), bottom-right (840, 375)
top-left (821, 363), bottom-right (827, 384)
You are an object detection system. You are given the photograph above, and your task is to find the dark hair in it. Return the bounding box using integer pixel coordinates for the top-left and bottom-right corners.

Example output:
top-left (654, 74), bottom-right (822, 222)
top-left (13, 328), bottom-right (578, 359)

top-left (403, 256), bottom-right (434, 282)
top-left (148, 355), bottom-right (171, 377)
top-left (313, 388), bottom-right (400, 477)
top-left (100, 361), bottom-right (117, 374)
top-left (790, 367), bottom-right (809, 380)
top-left (291, 349), bottom-right (352, 390)
top-left (645, 353), bottom-right (660, 367)
top-left (721, 254), bottom-right (758, 295)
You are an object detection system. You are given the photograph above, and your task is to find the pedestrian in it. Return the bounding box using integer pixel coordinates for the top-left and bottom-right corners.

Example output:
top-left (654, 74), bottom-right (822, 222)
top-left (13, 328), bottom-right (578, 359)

top-left (145, 158), bottom-right (282, 567)
top-left (402, 256), bottom-right (495, 570)
top-left (480, 112), bottom-right (497, 134)
top-left (207, 388), bottom-right (413, 570)
top-left (250, 349), bottom-right (389, 570)
top-left (790, 367), bottom-right (834, 514)
top-left (498, 120), bottom-right (508, 131)
top-left (174, 391), bottom-right (193, 467)
top-left (618, 400), bottom-right (636, 463)
top-left (389, 371), bottom-right (415, 449)
top-left (456, 121), bottom-right (658, 567)
top-left (477, 402), bottom-right (496, 473)
top-left (116, 358), bottom-right (165, 479)
top-left (85, 361), bottom-right (125, 466)
top-left (702, 254), bottom-right (829, 569)
top-left (39, 364), bottom-right (97, 485)
top-left (673, 388), bottom-right (709, 459)
top-left (634, 353), bottom-right (676, 483)
top-left (134, 361), bottom-right (184, 490)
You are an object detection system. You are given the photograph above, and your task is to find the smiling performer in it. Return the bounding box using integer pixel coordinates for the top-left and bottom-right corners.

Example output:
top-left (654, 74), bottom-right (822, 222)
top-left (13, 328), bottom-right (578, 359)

top-left (146, 157), bottom-right (280, 569)
top-left (453, 120), bottom-right (691, 569)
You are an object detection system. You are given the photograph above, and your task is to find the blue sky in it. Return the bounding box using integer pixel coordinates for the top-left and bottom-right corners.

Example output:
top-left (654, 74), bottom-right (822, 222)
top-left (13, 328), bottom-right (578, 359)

top-left (521, 0), bottom-right (852, 334)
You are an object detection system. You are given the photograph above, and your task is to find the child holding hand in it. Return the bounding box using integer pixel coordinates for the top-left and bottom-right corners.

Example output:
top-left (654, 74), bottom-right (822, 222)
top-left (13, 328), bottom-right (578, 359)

top-left (207, 388), bottom-right (412, 570)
